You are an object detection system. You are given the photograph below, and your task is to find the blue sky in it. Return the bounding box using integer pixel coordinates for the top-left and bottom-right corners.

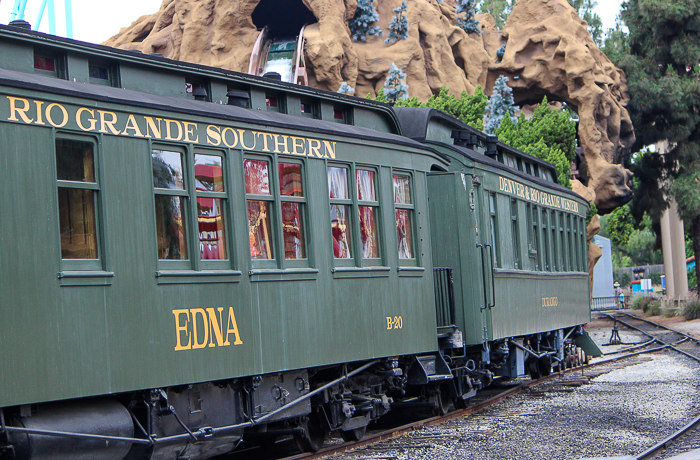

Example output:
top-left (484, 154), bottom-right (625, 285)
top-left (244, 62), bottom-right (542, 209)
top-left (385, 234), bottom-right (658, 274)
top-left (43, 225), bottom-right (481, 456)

top-left (0, 0), bottom-right (623, 45)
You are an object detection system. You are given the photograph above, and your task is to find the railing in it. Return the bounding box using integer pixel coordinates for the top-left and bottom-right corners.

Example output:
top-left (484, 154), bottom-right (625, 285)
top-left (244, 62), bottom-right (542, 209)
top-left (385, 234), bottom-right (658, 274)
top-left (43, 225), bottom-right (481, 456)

top-left (434, 268), bottom-right (456, 327)
top-left (591, 295), bottom-right (631, 311)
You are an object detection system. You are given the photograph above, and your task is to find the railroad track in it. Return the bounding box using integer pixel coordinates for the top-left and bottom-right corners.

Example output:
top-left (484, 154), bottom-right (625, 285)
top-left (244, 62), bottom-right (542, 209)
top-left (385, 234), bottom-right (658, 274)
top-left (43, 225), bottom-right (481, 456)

top-left (601, 312), bottom-right (700, 363)
top-left (222, 316), bottom-right (700, 460)
top-left (254, 347), bottom-right (680, 460)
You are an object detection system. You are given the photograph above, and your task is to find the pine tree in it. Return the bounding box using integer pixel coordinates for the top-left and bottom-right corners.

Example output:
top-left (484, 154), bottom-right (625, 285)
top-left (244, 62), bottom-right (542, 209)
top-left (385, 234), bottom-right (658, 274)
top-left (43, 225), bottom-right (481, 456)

top-left (456, 0), bottom-right (481, 35)
top-left (478, 0), bottom-right (517, 29)
top-left (385, 0), bottom-right (409, 44)
top-left (496, 44), bottom-right (506, 62)
top-left (384, 63), bottom-right (409, 103)
top-left (483, 75), bottom-right (517, 134)
top-left (615, 0), bottom-right (700, 291)
top-left (349, 0), bottom-right (383, 42)
top-left (337, 82), bottom-right (355, 96)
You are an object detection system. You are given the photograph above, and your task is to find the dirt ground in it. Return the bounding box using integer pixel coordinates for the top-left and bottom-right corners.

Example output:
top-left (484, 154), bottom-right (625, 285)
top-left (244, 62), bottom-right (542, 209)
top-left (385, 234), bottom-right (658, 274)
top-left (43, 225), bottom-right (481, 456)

top-left (591, 308), bottom-right (700, 339)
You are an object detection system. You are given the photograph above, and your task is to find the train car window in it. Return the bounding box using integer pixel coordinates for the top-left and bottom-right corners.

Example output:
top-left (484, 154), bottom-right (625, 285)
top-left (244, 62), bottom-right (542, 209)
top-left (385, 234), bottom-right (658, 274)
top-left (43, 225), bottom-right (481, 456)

top-left (559, 213), bottom-right (566, 271)
top-left (328, 166), bottom-right (353, 259)
top-left (333, 106), bottom-right (353, 124)
top-left (489, 193), bottom-right (499, 268)
top-left (299, 98), bottom-right (318, 119)
top-left (571, 214), bottom-right (578, 271)
top-left (550, 210), bottom-right (558, 271)
top-left (152, 149), bottom-right (189, 261)
top-left (34, 50), bottom-right (65, 79)
top-left (195, 154), bottom-right (228, 261)
top-left (541, 209), bottom-right (550, 271)
top-left (581, 217), bottom-right (588, 272)
top-left (526, 203), bottom-right (534, 270)
top-left (56, 138), bottom-right (100, 263)
top-left (510, 199), bottom-right (520, 269)
top-left (88, 61), bottom-right (119, 87)
top-left (266, 92), bottom-right (285, 113)
top-left (279, 162), bottom-right (306, 259)
top-left (245, 159), bottom-right (275, 260)
top-left (567, 214), bottom-right (574, 271)
top-left (393, 173), bottom-right (415, 260)
top-left (357, 169), bottom-right (380, 259)
top-left (532, 204), bottom-right (540, 271)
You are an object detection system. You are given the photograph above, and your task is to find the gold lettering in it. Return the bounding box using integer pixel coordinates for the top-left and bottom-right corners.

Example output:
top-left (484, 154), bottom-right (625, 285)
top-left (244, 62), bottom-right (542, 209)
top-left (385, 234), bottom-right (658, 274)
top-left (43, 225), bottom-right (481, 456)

top-left (309, 138), bottom-right (323, 158)
top-left (206, 307), bottom-right (226, 347)
top-left (6, 96), bottom-right (33, 123)
top-left (255, 131), bottom-right (274, 152)
top-left (225, 307), bottom-right (243, 345)
top-left (386, 317), bottom-right (393, 330)
top-left (183, 121), bottom-right (199, 143)
top-left (238, 129), bottom-right (256, 150)
top-left (46, 103), bottom-right (69, 128)
top-left (206, 125), bottom-right (222, 146)
top-left (322, 140), bottom-right (336, 159)
top-left (190, 308), bottom-right (209, 349)
top-left (34, 100), bottom-right (45, 125)
top-left (144, 117), bottom-right (162, 138)
top-left (121, 114), bottom-right (144, 137)
top-left (164, 119), bottom-right (183, 141)
top-left (76, 107), bottom-right (98, 131)
top-left (173, 309), bottom-right (191, 351)
top-left (97, 110), bottom-right (119, 134)
top-left (273, 134), bottom-right (289, 154)
top-left (290, 136), bottom-right (307, 156)
top-left (221, 127), bottom-right (239, 148)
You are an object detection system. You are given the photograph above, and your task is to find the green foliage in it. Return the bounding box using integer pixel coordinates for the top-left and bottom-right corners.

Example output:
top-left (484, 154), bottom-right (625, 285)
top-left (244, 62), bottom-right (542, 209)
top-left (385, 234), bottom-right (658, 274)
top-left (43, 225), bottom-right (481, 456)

top-left (682, 296), bottom-right (700, 320)
top-left (613, 0), bottom-right (700, 291)
top-left (605, 204), bottom-right (635, 247)
top-left (494, 97), bottom-right (577, 188)
top-left (586, 202), bottom-right (597, 225)
top-left (372, 85), bottom-right (488, 131)
top-left (650, 271), bottom-right (662, 286)
top-left (567, 0), bottom-right (604, 46)
top-left (689, 266), bottom-right (697, 291)
top-left (456, 0), bottom-right (481, 35)
top-left (601, 17), bottom-right (629, 66)
top-left (477, 0), bottom-right (516, 29)
top-left (599, 206), bottom-right (663, 268)
top-left (646, 299), bottom-right (662, 316)
top-left (630, 294), bottom-right (644, 310)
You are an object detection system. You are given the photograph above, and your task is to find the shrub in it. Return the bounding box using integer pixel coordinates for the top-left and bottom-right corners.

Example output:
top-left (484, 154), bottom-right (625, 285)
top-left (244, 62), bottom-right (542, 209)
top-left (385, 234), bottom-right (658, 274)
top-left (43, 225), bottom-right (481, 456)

top-left (682, 296), bottom-right (700, 321)
top-left (630, 295), bottom-right (644, 310)
top-left (645, 299), bottom-right (661, 316)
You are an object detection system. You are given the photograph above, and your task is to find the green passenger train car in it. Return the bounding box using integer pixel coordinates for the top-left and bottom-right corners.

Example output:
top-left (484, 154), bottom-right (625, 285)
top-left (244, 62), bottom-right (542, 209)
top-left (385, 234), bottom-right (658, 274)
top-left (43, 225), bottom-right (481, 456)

top-left (0, 24), bottom-right (597, 460)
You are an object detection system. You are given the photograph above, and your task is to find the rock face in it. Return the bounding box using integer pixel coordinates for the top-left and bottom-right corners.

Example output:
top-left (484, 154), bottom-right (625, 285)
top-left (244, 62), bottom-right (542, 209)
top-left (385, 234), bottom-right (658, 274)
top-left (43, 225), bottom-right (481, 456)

top-left (105, 0), bottom-right (634, 213)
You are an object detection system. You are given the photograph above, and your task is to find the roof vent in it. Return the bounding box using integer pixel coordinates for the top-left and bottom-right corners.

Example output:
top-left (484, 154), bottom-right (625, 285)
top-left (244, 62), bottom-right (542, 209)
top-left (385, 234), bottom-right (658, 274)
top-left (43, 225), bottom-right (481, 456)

top-left (192, 87), bottom-right (208, 102)
top-left (8, 19), bottom-right (31, 30)
top-left (262, 72), bottom-right (282, 81)
top-left (485, 135), bottom-right (498, 156)
top-left (451, 130), bottom-right (478, 149)
top-left (227, 89), bottom-right (250, 108)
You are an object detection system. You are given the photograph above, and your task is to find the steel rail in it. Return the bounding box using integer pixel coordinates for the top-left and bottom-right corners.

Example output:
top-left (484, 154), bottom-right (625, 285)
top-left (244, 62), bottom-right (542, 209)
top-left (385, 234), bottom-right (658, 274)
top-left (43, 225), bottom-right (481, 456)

top-left (615, 311), bottom-right (700, 344)
top-left (281, 346), bottom-right (674, 460)
top-left (634, 413), bottom-right (700, 460)
top-left (602, 314), bottom-right (700, 363)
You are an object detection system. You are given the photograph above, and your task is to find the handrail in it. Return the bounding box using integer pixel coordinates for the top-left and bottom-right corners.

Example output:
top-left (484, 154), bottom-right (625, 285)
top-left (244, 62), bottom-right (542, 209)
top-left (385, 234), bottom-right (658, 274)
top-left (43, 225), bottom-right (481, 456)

top-left (476, 244), bottom-right (489, 311)
top-left (484, 243), bottom-right (496, 309)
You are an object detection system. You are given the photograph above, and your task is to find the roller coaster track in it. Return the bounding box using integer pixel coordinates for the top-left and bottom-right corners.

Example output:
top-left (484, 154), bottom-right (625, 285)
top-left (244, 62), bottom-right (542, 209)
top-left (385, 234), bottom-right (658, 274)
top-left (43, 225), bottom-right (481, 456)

top-left (248, 25), bottom-right (309, 86)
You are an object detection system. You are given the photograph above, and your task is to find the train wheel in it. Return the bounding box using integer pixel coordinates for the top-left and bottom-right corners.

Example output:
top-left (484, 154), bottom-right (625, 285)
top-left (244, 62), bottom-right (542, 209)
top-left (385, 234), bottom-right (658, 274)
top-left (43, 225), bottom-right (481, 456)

top-left (294, 414), bottom-right (326, 453)
top-left (340, 425), bottom-right (367, 442)
top-left (431, 384), bottom-right (450, 416)
top-left (528, 360), bottom-right (541, 380)
top-left (538, 358), bottom-right (552, 377)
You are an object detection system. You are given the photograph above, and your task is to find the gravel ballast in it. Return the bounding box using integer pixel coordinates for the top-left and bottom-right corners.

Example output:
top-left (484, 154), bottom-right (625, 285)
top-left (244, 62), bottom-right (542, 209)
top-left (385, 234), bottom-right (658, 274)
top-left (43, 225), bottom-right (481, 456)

top-left (328, 324), bottom-right (700, 460)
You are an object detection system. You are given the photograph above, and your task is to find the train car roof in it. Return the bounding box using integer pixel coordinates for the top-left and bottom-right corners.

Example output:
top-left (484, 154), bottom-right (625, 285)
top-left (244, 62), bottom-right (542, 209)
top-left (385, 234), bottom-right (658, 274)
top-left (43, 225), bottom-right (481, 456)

top-left (0, 24), bottom-right (403, 133)
top-left (0, 66), bottom-right (449, 166)
top-left (393, 107), bottom-right (560, 176)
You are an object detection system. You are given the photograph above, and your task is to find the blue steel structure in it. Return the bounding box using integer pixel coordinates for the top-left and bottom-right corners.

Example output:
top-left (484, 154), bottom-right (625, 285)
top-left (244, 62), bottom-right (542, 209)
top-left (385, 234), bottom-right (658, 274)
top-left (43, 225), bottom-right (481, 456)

top-left (9, 0), bottom-right (73, 38)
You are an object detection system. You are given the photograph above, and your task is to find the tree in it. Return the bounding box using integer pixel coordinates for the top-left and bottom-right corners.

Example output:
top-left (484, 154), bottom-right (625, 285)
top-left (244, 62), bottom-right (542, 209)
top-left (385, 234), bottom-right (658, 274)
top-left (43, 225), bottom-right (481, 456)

top-left (614, 0), bottom-right (700, 291)
top-left (495, 97), bottom-right (578, 189)
top-left (477, 0), bottom-right (516, 29)
top-left (483, 75), bottom-right (517, 135)
top-left (567, 0), bottom-right (604, 47)
top-left (337, 82), bottom-right (355, 95)
top-left (456, 0), bottom-right (481, 35)
top-left (384, 63), bottom-right (409, 103)
top-left (349, 0), bottom-right (383, 42)
top-left (385, 0), bottom-right (409, 45)
top-left (368, 85), bottom-right (488, 130)
top-left (599, 203), bottom-right (664, 267)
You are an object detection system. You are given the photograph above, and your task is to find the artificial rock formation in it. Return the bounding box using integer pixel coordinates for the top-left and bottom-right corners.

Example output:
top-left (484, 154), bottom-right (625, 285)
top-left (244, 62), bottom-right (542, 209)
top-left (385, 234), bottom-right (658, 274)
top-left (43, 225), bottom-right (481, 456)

top-left (105, 0), bottom-right (635, 213)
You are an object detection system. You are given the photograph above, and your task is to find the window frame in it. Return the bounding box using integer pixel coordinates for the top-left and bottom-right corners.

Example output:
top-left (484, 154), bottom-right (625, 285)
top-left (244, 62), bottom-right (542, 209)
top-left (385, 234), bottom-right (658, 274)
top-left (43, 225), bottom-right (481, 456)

top-left (275, 157), bottom-right (309, 268)
top-left (392, 170), bottom-right (418, 266)
top-left (54, 133), bottom-right (104, 272)
top-left (34, 48), bottom-right (66, 79)
top-left (489, 193), bottom-right (499, 268)
top-left (355, 166), bottom-right (383, 266)
top-left (510, 198), bottom-right (521, 269)
top-left (541, 208), bottom-right (550, 271)
top-left (244, 154), bottom-right (278, 269)
top-left (328, 163), bottom-right (356, 267)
